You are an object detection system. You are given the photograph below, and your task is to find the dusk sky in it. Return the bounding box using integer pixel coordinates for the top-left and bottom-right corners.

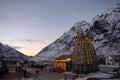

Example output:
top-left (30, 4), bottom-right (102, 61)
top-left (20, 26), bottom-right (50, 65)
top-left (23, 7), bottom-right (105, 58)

top-left (0, 0), bottom-right (119, 56)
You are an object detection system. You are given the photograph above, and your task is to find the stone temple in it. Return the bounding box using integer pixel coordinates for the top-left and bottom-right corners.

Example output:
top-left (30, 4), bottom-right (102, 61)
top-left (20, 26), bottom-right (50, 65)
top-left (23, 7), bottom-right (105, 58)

top-left (72, 35), bottom-right (99, 73)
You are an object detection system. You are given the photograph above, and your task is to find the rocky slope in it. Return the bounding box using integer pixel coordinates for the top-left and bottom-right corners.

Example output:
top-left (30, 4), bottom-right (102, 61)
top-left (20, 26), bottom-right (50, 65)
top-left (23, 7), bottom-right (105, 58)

top-left (91, 3), bottom-right (120, 55)
top-left (34, 4), bottom-right (120, 62)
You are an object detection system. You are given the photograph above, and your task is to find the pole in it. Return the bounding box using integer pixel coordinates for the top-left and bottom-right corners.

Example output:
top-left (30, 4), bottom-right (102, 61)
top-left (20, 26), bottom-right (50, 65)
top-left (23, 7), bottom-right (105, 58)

top-left (65, 72), bottom-right (67, 80)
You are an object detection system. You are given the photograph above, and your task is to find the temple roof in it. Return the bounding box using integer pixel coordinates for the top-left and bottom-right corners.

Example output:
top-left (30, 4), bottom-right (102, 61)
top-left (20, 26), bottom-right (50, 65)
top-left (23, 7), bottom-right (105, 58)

top-left (55, 54), bottom-right (72, 60)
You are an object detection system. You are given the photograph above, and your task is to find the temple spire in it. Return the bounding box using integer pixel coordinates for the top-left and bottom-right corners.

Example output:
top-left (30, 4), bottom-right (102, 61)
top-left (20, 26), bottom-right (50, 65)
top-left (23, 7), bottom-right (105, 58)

top-left (72, 35), bottom-right (99, 73)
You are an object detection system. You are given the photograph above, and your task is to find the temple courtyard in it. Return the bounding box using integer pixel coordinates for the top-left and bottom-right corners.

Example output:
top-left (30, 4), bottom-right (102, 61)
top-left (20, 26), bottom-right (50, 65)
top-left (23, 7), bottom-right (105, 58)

top-left (0, 67), bottom-right (120, 80)
top-left (0, 70), bottom-right (65, 80)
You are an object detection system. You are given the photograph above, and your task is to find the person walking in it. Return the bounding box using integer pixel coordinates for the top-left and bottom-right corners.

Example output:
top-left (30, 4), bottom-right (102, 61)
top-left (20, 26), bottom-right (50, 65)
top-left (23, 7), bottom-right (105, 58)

top-left (23, 69), bottom-right (27, 77)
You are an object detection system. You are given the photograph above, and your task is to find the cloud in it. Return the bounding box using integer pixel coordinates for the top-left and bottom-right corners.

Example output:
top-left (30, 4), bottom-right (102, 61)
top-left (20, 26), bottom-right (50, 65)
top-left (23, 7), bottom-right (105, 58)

top-left (21, 39), bottom-right (46, 44)
top-left (7, 40), bottom-right (14, 42)
top-left (0, 39), bottom-right (46, 50)
top-left (11, 46), bottom-right (24, 49)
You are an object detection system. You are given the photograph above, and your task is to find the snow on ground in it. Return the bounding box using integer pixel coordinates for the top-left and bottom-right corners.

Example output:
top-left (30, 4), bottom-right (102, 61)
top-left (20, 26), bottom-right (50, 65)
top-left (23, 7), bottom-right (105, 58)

top-left (76, 72), bottom-right (113, 80)
top-left (60, 72), bottom-right (113, 80)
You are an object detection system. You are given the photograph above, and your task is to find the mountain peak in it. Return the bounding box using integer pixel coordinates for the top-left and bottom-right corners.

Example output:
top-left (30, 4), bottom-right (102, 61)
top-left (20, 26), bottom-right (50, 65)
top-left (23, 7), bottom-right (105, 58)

top-left (70, 21), bottom-right (90, 35)
top-left (0, 43), bottom-right (28, 60)
top-left (34, 4), bottom-right (120, 62)
top-left (34, 20), bottom-right (91, 61)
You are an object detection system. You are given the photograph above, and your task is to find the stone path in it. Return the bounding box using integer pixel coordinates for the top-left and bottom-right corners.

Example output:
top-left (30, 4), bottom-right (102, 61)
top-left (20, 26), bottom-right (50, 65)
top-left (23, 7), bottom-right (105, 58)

top-left (35, 72), bottom-right (65, 80)
top-left (0, 71), bottom-right (23, 80)
top-left (0, 71), bottom-right (67, 80)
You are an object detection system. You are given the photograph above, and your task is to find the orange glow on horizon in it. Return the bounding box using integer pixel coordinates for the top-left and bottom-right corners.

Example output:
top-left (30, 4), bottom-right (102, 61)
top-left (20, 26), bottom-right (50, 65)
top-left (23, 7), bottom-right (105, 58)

top-left (15, 44), bottom-right (47, 56)
top-left (2, 39), bottom-right (49, 56)
top-left (16, 48), bottom-right (41, 56)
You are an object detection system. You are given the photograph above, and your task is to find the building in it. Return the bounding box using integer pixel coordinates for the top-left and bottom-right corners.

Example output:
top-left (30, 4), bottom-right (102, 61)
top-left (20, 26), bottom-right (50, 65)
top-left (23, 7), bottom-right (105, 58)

top-left (72, 35), bottom-right (99, 73)
top-left (28, 60), bottom-right (36, 67)
top-left (97, 55), bottom-right (106, 65)
top-left (0, 55), bottom-right (4, 68)
top-left (37, 60), bottom-right (53, 66)
top-left (3, 57), bottom-right (24, 71)
top-left (0, 55), bottom-right (8, 78)
top-left (54, 54), bottom-right (72, 72)
top-left (106, 55), bottom-right (120, 66)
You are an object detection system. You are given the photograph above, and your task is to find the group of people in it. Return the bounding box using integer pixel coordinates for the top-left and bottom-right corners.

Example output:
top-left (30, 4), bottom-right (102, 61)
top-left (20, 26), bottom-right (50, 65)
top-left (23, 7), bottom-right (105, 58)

top-left (21, 65), bottom-right (53, 78)
top-left (34, 64), bottom-right (53, 72)
top-left (0, 64), bottom-right (8, 78)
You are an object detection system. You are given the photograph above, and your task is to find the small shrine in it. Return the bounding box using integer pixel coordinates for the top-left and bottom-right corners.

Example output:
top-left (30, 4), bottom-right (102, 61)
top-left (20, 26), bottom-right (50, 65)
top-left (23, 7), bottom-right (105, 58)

top-left (54, 54), bottom-right (72, 72)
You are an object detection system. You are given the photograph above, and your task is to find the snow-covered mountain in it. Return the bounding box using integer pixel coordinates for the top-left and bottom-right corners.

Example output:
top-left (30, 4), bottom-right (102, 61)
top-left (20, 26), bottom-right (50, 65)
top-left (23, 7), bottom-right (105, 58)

top-left (35, 21), bottom-right (90, 61)
top-left (34, 3), bottom-right (120, 62)
top-left (91, 3), bottom-right (120, 56)
top-left (0, 43), bottom-right (28, 60)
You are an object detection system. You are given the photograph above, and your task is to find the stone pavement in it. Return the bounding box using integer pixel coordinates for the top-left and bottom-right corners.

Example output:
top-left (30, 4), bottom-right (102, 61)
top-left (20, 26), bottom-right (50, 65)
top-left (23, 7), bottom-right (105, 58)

top-left (0, 70), bottom-right (67, 80)
top-left (0, 71), bottom-right (23, 80)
